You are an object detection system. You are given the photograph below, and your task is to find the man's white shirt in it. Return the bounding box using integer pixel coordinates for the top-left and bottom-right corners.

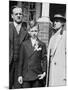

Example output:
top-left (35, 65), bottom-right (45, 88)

top-left (14, 21), bottom-right (22, 34)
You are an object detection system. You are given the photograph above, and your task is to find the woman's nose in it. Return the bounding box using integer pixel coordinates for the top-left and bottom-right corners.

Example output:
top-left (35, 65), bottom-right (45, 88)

top-left (54, 21), bottom-right (56, 24)
top-left (54, 21), bottom-right (57, 25)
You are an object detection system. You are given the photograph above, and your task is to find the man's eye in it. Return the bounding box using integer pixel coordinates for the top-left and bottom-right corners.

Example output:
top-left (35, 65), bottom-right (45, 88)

top-left (19, 13), bottom-right (22, 15)
top-left (35, 30), bottom-right (37, 32)
top-left (15, 13), bottom-right (22, 15)
top-left (33, 30), bottom-right (37, 32)
top-left (31, 31), bottom-right (34, 32)
top-left (15, 13), bottom-right (18, 15)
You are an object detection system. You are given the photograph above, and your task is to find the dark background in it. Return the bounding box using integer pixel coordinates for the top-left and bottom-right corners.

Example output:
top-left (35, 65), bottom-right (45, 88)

top-left (9, 1), bottom-right (66, 22)
top-left (50, 3), bottom-right (66, 21)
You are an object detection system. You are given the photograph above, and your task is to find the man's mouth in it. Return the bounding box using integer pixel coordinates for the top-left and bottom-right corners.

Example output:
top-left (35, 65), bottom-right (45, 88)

top-left (17, 17), bottom-right (21, 19)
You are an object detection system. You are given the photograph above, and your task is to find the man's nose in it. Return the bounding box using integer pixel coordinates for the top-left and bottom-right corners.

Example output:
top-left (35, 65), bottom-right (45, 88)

top-left (17, 13), bottom-right (22, 16)
top-left (54, 21), bottom-right (57, 25)
top-left (17, 14), bottom-right (20, 16)
top-left (54, 21), bottom-right (56, 24)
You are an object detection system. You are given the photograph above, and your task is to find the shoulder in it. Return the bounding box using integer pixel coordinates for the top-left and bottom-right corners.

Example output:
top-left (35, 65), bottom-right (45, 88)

top-left (21, 39), bottom-right (30, 46)
top-left (38, 39), bottom-right (46, 47)
top-left (21, 26), bottom-right (28, 35)
top-left (9, 22), bottom-right (14, 34)
top-left (9, 22), bottom-right (15, 39)
top-left (9, 22), bottom-right (14, 32)
top-left (49, 34), bottom-right (55, 44)
top-left (9, 22), bottom-right (14, 27)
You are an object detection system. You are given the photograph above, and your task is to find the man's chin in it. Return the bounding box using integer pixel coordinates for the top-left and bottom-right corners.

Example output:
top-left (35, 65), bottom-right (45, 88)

top-left (16, 21), bottom-right (22, 24)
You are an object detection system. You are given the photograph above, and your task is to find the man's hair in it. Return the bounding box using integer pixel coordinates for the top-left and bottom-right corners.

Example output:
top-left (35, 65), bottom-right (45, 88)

top-left (11, 5), bottom-right (22, 14)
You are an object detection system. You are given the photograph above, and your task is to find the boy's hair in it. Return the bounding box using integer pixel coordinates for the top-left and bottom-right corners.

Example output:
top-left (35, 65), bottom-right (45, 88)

top-left (28, 20), bottom-right (39, 31)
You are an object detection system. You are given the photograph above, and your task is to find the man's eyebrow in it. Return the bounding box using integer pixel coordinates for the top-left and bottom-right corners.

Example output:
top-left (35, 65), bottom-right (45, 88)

top-left (15, 13), bottom-right (22, 14)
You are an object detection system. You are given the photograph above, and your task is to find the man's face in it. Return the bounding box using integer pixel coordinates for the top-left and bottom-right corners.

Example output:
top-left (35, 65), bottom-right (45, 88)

top-left (28, 25), bottom-right (39, 39)
top-left (53, 19), bottom-right (63, 30)
top-left (12, 7), bottom-right (23, 24)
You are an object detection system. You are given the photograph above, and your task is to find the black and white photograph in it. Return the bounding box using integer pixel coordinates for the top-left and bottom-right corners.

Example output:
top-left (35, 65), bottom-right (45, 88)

top-left (9, 0), bottom-right (67, 89)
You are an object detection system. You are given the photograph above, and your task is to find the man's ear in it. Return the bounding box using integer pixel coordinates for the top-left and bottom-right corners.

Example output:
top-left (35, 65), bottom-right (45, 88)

top-left (11, 14), bottom-right (13, 19)
top-left (28, 31), bottom-right (30, 34)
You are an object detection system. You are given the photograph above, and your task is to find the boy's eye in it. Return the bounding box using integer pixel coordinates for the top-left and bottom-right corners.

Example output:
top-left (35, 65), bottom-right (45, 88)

top-left (31, 30), bottom-right (38, 32)
top-left (31, 31), bottom-right (33, 32)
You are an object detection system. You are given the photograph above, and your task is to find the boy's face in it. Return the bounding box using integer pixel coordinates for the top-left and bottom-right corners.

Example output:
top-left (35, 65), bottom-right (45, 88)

top-left (28, 25), bottom-right (39, 39)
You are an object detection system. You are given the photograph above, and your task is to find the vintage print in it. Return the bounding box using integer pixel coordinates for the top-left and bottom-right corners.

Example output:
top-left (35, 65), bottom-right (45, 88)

top-left (9, 0), bottom-right (66, 89)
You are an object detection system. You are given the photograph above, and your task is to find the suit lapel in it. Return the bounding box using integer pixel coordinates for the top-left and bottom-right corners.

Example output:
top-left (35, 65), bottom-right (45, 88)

top-left (10, 23), bottom-right (15, 32)
top-left (19, 27), bottom-right (27, 44)
top-left (26, 39), bottom-right (35, 58)
top-left (36, 39), bottom-right (42, 48)
top-left (52, 34), bottom-right (62, 58)
top-left (26, 39), bottom-right (42, 59)
top-left (11, 23), bottom-right (27, 44)
top-left (11, 23), bottom-right (19, 36)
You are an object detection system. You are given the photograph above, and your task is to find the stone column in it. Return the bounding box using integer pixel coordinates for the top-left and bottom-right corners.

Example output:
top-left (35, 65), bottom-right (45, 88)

top-left (37, 3), bottom-right (50, 48)
top-left (17, 1), bottom-right (22, 8)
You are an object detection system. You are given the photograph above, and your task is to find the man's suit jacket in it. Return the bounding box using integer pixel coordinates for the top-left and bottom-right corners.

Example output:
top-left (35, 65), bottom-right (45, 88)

top-left (9, 22), bottom-right (29, 66)
top-left (18, 38), bottom-right (47, 81)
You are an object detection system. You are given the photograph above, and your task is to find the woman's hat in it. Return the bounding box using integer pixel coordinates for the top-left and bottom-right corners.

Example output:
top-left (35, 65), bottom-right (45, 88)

top-left (51, 14), bottom-right (66, 22)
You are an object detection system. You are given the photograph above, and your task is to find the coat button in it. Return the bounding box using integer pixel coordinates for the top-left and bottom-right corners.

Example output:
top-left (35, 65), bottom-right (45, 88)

top-left (54, 62), bottom-right (56, 65)
top-left (63, 78), bottom-right (66, 81)
top-left (65, 51), bottom-right (66, 55)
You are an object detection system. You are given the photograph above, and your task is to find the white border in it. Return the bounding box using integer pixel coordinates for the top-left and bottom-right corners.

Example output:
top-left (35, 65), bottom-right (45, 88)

top-left (0, 0), bottom-right (68, 90)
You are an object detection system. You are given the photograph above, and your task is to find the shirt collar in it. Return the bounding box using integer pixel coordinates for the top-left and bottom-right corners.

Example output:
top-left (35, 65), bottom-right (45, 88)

top-left (13, 21), bottom-right (22, 28)
top-left (30, 38), bottom-right (37, 46)
top-left (55, 28), bottom-right (63, 36)
top-left (31, 38), bottom-right (37, 42)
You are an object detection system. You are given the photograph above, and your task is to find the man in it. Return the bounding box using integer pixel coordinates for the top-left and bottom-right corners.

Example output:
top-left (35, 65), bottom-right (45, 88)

top-left (18, 22), bottom-right (47, 88)
top-left (9, 6), bottom-right (29, 89)
top-left (47, 14), bottom-right (66, 86)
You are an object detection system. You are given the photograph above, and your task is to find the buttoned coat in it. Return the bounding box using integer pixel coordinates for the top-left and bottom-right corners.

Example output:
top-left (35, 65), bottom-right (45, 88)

top-left (47, 30), bottom-right (66, 86)
top-left (18, 39), bottom-right (47, 82)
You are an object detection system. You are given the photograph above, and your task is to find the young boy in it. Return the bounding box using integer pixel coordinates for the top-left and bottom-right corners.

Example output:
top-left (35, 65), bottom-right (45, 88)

top-left (18, 22), bottom-right (47, 88)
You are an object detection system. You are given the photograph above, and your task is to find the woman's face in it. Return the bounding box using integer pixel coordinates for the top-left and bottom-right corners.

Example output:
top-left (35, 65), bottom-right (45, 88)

top-left (53, 19), bottom-right (63, 30)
